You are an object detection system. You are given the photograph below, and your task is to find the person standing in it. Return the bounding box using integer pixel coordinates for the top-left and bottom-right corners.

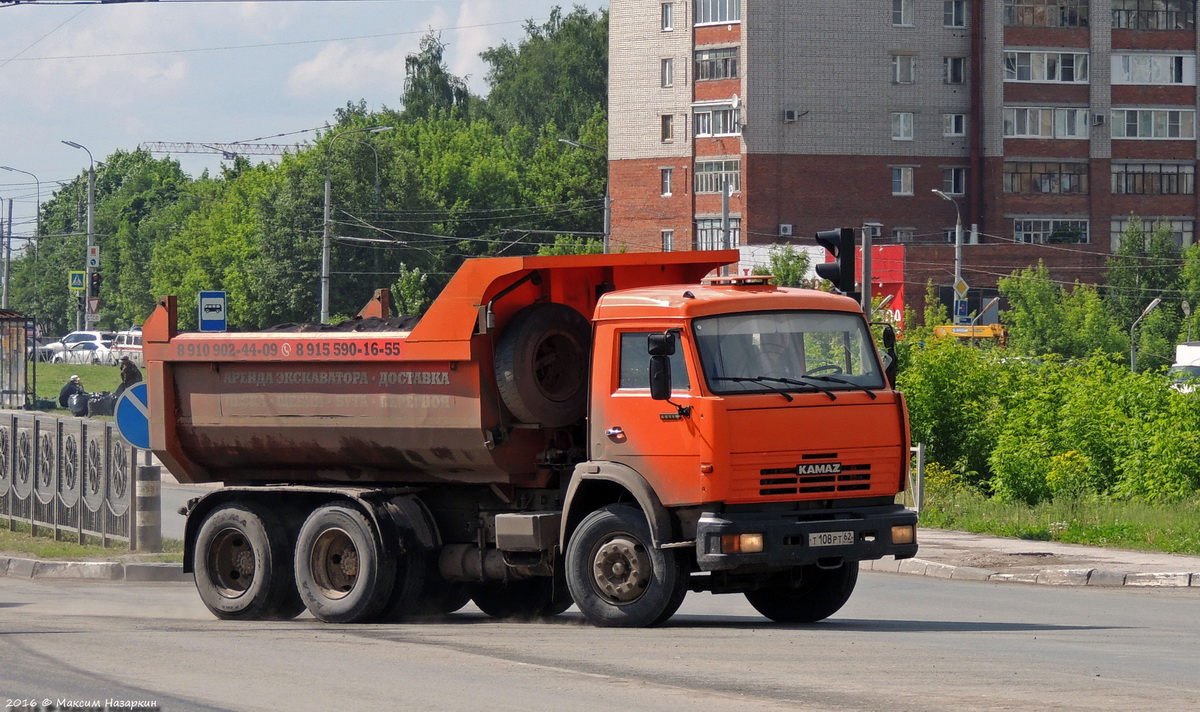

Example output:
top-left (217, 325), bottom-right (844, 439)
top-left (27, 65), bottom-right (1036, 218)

top-left (115, 356), bottom-right (143, 400)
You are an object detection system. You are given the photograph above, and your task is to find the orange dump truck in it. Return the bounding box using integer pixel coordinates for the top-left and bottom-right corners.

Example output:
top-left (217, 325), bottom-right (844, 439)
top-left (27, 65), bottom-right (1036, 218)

top-left (147, 250), bottom-right (917, 627)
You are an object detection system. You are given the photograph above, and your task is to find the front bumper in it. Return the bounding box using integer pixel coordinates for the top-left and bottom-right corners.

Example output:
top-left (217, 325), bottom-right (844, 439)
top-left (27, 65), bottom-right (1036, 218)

top-left (695, 504), bottom-right (918, 571)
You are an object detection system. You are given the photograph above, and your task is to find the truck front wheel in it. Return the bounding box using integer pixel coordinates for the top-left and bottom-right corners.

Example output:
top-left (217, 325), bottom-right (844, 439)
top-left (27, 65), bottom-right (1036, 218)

top-left (744, 562), bottom-right (859, 624)
top-left (193, 503), bottom-right (305, 621)
top-left (294, 504), bottom-right (396, 623)
top-left (565, 504), bottom-right (688, 628)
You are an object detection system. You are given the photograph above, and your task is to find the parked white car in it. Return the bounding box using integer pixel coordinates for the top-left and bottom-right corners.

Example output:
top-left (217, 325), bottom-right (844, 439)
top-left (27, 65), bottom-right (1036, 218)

top-left (53, 339), bottom-right (113, 365)
top-left (38, 330), bottom-right (115, 362)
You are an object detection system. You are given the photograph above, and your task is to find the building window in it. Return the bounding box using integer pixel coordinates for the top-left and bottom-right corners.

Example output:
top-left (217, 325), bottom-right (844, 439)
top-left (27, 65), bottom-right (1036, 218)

top-left (1004, 0), bottom-right (1090, 27)
top-left (1112, 108), bottom-right (1196, 139)
top-left (1013, 218), bottom-right (1090, 244)
top-left (893, 0), bottom-right (915, 25)
top-left (1112, 217), bottom-right (1194, 249)
top-left (893, 227), bottom-right (916, 243)
top-left (943, 228), bottom-right (959, 243)
top-left (1112, 54), bottom-right (1194, 85)
top-left (944, 0), bottom-right (968, 26)
top-left (695, 47), bottom-right (738, 81)
top-left (661, 2), bottom-right (675, 31)
top-left (661, 168), bottom-right (673, 196)
top-left (891, 166), bottom-right (915, 195)
top-left (661, 114), bottom-right (674, 142)
top-left (696, 0), bottom-right (740, 25)
top-left (891, 112), bottom-right (914, 140)
top-left (1112, 162), bottom-right (1195, 194)
top-left (695, 159), bottom-right (741, 193)
top-left (1112, 0), bottom-right (1195, 29)
top-left (661, 58), bottom-right (674, 88)
top-left (694, 103), bottom-right (741, 137)
top-left (695, 217), bottom-right (741, 250)
top-left (892, 54), bottom-right (916, 84)
top-left (1004, 161), bottom-right (1089, 194)
top-left (1003, 107), bottom-right (1090, 138)
top-left (943, 57), bottom-right (966, 84)
top-left (944, 113), bottom-right (967, 136)
top-left (942, 167), bottom-right (966, 194)
top-left (1003, 51), bottom-right (1090, 83)
top-left (662, 229), bottom-right (674, 252)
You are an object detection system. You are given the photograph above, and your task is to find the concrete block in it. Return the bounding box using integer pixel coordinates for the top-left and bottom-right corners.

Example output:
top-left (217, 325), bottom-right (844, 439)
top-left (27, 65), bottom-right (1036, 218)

top-left (31, 561), bottom-right (122, 581)
top-left (1037, 568), bottom-right (1093, 586)
top-left (1125, 572), bottom-right (1192, 587)
top-left (123, 563), bottom-right (189, 583)
top-left (950, 566), bottom-right (997, 581)
top-left (0, 556), bottom-right (10, 576)
top-left (897, 558), bottom-right (929, 576)
top-left (990, 572), bottom-right (1039, 584)
top-left (7, 558), bottom-right (36, 578)
top-left (871, 558), bottom-right (902, 573)
top-left (1087, 569), bottom-right (1128, 587)
top-left (924, 562), bottom-right (956, 579)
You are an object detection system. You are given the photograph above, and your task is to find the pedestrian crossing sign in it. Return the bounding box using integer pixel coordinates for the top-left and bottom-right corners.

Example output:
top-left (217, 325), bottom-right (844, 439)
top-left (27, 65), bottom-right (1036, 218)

top-left (69, 271), bottom-right (86, 291)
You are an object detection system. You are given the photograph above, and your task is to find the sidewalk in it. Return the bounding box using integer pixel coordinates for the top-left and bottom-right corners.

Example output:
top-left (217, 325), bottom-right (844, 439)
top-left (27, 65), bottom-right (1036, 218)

top-left (4, 526), bottom-right (1200, 587)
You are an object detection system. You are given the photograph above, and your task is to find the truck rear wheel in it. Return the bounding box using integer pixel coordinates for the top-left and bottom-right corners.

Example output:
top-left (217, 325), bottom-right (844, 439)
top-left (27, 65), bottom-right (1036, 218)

top-left (494, 303), bottom-right (590, 427)
top-left (193, 503), bottom-right (304, 621)
top-left (744, 562), bottom-right (859, 624)
top-left (294, 504), bottom-right (396, 623)
top-left (471, 578), bottom-right (571, 620)
top-left (565, 504), bottom-right (688, 628)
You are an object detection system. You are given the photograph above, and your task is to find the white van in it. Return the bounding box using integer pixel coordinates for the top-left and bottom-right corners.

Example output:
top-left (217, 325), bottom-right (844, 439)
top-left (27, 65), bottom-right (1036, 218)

top-left (109, 328), bottom-right (143, 366)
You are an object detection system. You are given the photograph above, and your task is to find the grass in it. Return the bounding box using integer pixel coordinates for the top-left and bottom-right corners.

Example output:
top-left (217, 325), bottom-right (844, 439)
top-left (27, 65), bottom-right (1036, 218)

top-left (917, 489), bottom-right (1200, 556)
top-left (32, 361), bottom-right (124, 405)
top-left (0, 521), bottom-right (183, 562)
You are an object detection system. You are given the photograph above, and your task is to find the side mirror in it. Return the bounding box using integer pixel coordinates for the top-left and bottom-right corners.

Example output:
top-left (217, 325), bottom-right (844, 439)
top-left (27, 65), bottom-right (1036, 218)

top-left (649, 355), bottom-right (672, 400)
top-left (882, 324), bottom-right (896, 349)
top-left (648, 331), bottom-right (676, 356)
top-left (882, 325), bottom-right (898, 387)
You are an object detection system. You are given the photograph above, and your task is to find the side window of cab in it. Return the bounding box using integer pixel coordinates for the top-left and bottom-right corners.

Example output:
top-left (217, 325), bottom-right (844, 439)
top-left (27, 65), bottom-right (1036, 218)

top-left (618, 332), bottom-right (690, 391)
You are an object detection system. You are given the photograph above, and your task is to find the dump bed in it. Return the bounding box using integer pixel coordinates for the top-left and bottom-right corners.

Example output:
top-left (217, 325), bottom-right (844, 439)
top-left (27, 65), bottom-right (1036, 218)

top-left (147, 251), bottom-right (737, 485)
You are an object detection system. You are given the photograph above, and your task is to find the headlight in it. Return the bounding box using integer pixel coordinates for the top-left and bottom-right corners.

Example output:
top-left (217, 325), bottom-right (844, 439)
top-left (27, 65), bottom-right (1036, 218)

top-left (720, 533), bottom-right (765, 554)
top-left (891, 524), bottom-right (915, 545)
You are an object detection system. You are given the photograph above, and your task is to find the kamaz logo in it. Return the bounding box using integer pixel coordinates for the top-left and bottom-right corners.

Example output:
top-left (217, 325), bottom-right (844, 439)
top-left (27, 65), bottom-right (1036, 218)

top-left (797, 462), bottom-right (842, 475)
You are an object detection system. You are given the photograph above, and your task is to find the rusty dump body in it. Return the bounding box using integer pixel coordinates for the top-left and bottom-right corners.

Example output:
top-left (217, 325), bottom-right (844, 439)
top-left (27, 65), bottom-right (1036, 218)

top-left (146, 251), bottom-right (736, 486)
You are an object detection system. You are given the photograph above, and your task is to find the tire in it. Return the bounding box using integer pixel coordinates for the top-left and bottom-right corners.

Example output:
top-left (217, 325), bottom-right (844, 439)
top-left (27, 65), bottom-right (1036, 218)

top-left (744, 562), bottom-right (859, 624)
top-left (373, 498), bottom-right (433, 622)
top-left (411, 581), bottom-right (473, 618)
top-left (494, 303), bottom-right (591, 427)
top-left (471, 577), bottom-right (571, 620)
top-left (193, 503), bottom-right (305, 621)
top-left (565, 504), bottom-right (688, 628)
top-left (294, 504), bottom-right (396, 624)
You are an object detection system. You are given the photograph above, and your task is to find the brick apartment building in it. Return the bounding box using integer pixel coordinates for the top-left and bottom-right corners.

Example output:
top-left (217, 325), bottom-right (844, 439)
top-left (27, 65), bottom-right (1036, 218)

top-left (607, 0), bottom-right (1199, 320)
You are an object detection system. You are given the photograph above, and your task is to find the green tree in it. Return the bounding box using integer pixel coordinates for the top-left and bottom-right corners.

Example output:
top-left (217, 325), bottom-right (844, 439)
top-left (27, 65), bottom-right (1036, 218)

top-left (403, 33), bottom-right (473, 121)
top-left (752, 244), bottom-right (811, 288)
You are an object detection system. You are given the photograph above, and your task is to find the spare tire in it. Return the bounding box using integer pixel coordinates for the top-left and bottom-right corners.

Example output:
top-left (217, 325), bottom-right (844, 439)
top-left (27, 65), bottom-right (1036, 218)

top-left (494, 303), bottom-right (591, 427)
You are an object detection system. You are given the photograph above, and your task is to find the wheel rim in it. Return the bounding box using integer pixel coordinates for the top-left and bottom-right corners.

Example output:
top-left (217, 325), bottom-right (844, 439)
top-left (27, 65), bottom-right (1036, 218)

top-left (532, 332), bottom-right (583, 402)
top-left (591, 534), bottom-right (651, 604)
top-left (208, 527), bottom-right (255, 598)
top-left (309, 527), bottom-right (360, 599)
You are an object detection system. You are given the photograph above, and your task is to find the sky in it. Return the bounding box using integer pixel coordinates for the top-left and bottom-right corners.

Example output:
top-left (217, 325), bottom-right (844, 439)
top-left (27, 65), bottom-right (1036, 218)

top-left (0, 0), bottom-right (607, 244)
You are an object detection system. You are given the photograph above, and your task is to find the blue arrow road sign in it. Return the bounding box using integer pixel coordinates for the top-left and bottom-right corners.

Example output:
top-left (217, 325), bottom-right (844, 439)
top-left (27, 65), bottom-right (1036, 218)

top-left (115, 382), bottom-right (150, 449)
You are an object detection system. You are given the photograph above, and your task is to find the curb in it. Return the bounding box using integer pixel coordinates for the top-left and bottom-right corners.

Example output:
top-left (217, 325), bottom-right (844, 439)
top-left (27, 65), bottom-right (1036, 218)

top-left (865, 557), bottom-right (1200, 588)
top-left (0, 556), bottom-right (189, 583)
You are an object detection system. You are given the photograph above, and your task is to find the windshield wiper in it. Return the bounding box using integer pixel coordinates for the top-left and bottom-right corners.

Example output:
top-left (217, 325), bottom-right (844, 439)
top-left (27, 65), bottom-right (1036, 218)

top-left (711, 376), bottom-right (796, 402)
top-left (799, 374), bottom-right (878, 399)
top-left (760, 376), bottom-right (837, 401)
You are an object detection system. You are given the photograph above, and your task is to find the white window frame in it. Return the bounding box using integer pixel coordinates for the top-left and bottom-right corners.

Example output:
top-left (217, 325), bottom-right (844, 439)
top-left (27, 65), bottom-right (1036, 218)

top-left (662, 229), bottom-right (675, 252)
top-left (893, 0), bottom-right (915, 25)
top-left (1112, 108), bottom-right (1197, 139)
top-left (693, 102), bottom-right (741, 137)
top-left (695, 217), bottom-right (741, 250)
top-left (661, 114), bottom-right (674, 143)
top-left (695, 0), bottom-right (740, 25)
top-left (942, 167), bottom-right (966, 195)
top-left (1004, 51), bottom-right (1090, 83)
top-left (1111, 54), bottom-right (1195, 85)
top-left (944, 113), bottom-right (967, 136)
top-left (892, 112), bottom-right (915, 140)
top-left (944, 0), bottom-right (967, 26)
top-left (1013, 218), bottom-right (1090, 244)
top-left (661, 58), bottom-right (674, 88)
top-left (695, 47), bottom-right (738, 81)
top-left (661, 2), bottom-right (675, 31)
top-left (893, 227), bottom-right (916, 243)
top-left (1112, 217), bottom-right (1194, 250)
top-left (891, 166), bottom-right (915, 196)
top-left (1111, 162), bottom-right (1195, 194)
top-left (661, 168), bottom-right (674, 196)
top-left (1003, 107), bottom-right (1090, 138)
top-left (944, 56), bottom-right (966, 84)
top-left (694, 158), bottom-right (741, 194)
top-left (893, 54), bottom-right (916, 84)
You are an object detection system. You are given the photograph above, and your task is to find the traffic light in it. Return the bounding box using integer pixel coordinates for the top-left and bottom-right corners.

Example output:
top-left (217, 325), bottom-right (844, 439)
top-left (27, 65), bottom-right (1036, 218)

top-left (89, 272), bottom-right (102, 298)
top-left (814, 227), bottom-right (857, 296)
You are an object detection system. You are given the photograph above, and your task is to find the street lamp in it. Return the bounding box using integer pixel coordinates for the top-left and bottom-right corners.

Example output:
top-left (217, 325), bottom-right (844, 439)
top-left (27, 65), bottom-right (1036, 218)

top-left (1130, 297), bottom-right (1162, 372)
top-left (63, 141), bottom-right (95, 331)
top-left (557, 137), bottom-right (610, 253)
top-left (322, 125), bottom-right (394, 323)
top-left (933, 189), bottom-right (964, 323)
top-left (0, 166), bottom-right (40, 310)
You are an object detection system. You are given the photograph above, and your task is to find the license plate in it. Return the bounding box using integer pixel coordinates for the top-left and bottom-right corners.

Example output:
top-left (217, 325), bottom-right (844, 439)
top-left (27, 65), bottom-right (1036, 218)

top-left (809, 530), bottom-right (854, 547)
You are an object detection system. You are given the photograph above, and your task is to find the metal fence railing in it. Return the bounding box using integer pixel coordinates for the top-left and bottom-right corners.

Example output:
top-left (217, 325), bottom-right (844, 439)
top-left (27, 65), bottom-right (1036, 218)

top-left (0, 411), bottom-right (139, 546)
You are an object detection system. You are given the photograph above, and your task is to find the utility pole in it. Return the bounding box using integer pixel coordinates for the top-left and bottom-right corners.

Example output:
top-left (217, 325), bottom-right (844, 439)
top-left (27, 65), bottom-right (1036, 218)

top-left (63, 141), bottom-right (95, 331)
top-left (2, 197), bottom-right (11, 309)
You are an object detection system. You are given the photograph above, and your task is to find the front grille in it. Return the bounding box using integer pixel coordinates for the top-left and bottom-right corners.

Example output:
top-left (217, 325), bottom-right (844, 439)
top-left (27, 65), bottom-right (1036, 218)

top-left (759, 462), bottom-right (872, 496)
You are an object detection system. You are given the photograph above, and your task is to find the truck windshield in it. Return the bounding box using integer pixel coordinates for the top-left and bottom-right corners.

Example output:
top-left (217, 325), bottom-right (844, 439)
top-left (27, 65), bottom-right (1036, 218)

top-left (693, 310), bottom-right (886, 395)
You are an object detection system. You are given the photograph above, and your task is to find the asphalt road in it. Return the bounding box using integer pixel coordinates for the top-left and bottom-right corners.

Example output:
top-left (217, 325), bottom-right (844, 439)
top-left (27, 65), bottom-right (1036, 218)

top-left (2, 571), bottom-right (1198, 711)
